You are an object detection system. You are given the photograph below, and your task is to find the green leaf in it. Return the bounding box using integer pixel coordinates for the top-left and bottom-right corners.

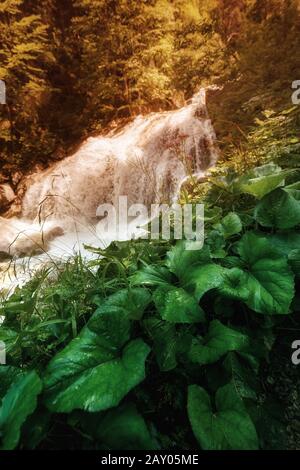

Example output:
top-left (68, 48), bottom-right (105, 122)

top-left (44, 334), bottom-right (150, 413)
top-left (187, 383), bottom-right (259, 450)
top-left (252, 232), bottom-right (300, 280)
top-left (217, 268), bottom-right (249, 301)
top-left (204, 206), bottom-right (223, 222)
top-left (166, 241), bottom-right (223, 300)
top-left (43, 301), bottom-right (150, 412)
top-left (254, 188), bottom-right (300, 229)
top-left (0, 328), bottom-right (18, 357)
top-left (254, 231), bottom-right (300, 256)
top-left (166, 241), bottom-right (211, 282)
top-left (0, 366), bottom-right (22, 399)
top-left (130, 265), bottom-right (173, 287)
top-left (209, 164), bottom-right (291, 199)
top-left (288, 249), bottom-right (300, 278)
top-left (93, 403), bottom-right (159, 450)
top-left (236, 232), bottom-right (294, 314)
top-left (285, 181), bottom-right (300, 191)
top-left (237, 163), bottom-right (291, 199)
top-left (184, 263), bottom-right (225, 300)
top-left (143, 318), bottom-right (178, 371)
top-left (153, 285), bottom-right (205, 323)
top-left (206, 230), bottom-right (226, 259)
top-left (0, 370), bottom-right (42, 450)
top-left (91, 288), bottom-right (151, 322)
top-left (223, 352), bottom-right (258, 400)
top-left (188, 320), bottom-right (249, 365)
top-left (247, 163), bottom-right (282, 178)
top-left (214, 212), bottom-right (242, 239)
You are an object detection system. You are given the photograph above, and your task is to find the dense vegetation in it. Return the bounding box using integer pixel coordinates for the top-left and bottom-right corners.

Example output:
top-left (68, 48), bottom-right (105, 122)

top-left (1, 0), bottom-right (300, 452)
top-left (1, 163), bottom-right (300, 450)
top-left (1, 0), bottom-right (300, 178)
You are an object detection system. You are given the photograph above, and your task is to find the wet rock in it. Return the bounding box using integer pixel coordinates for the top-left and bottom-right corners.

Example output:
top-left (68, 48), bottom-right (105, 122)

top-left (0, 184), bottom-right (16, 212)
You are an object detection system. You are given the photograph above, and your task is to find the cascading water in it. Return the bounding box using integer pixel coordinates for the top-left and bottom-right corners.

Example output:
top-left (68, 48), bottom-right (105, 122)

top-left (0, 88), bottom-right (219, 293)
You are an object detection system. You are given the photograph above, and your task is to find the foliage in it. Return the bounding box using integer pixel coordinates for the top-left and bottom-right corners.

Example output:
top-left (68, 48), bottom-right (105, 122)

top-left (0, 163), bottom-right (299, 450)
top-left (1, 0), bottom-right (300, 180)
top-left (0, 0), bottom-right (56, 169)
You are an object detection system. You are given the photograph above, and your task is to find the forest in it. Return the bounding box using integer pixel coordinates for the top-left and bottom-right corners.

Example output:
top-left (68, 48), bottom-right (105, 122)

top-left (1, 0), bottom-right (299, 177)
top-left (0, 0), bottom-right (300, 453)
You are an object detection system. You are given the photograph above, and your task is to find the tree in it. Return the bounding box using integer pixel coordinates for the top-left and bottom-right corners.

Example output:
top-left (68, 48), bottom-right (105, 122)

top-left (173, 0), bottom-right (227, 95)
top-left (71, 0), bottom-right (178, 129)
top-left (0, 0), bottom-right (55, 170)
top-left (0, 0), bottom-right (299, 180)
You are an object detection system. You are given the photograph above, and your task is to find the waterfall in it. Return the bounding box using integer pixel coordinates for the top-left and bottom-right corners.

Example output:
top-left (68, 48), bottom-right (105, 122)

top-left (0, 88), bottom-right (218, 290)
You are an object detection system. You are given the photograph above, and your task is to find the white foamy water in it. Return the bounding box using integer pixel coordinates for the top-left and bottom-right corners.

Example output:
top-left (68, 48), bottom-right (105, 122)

top-left (0, 88), bottom-right (219, 294)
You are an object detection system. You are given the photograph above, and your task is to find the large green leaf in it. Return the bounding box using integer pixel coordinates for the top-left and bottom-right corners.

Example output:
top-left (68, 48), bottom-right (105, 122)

top-left (251, 231), bottom-right (300, 277)
top-left (153, 285), bottom-right (205, 323)
top-left (214, 212), bottom-right (242, 239)
top-left (217, 268), bottom-right (249, 301)
top-left (188, 320), bottom-right (249, 365)
top-left (187, 383), bottom-right (259, 450)
top-left (44, 333), bottom-right (150, 413)
top-left (43, 294), bottom-right (151, 412)
top-left (248, 164), bottom-right (283, 178)
top-left (90, 288), bottom-right (151, 322)
top-left (253, 231), bottom-right (300, 256)
top-left (209, 164), bottom-right (290, 199)
top-left (0, 370), bottom-right (42, 450)
top-left (183, 264), bottom-right (225, 300)
top-left (236, 232), bottom-right (294, 314)
top-left (237, 163), bottom-right (291, 199)
top-left (130, 265), bottom-right (173, 287)
top-left (92, 403), bottom-right (159, 450)
top-left (165, 241), bottom-right (224, 300)
top-left (254, 188), bottom-right (300, 229)
top-left (166, 241), bottom-right (211, 282)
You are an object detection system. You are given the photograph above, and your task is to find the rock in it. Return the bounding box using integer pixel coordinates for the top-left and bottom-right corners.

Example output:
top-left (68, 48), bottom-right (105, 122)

top-left (0, 218), bottom-right (64, 258)
top-left (11, 171), bottom-right (23, 186)
top-left (0, 184), bottom-right (16, 212)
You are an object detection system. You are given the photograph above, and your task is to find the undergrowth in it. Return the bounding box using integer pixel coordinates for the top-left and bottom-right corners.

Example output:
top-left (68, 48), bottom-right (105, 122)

top-left (0, 161), bottom-right (300, 450)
